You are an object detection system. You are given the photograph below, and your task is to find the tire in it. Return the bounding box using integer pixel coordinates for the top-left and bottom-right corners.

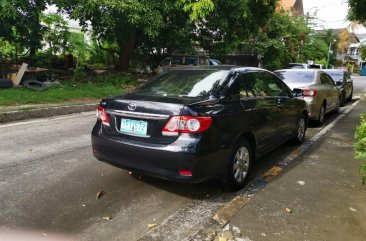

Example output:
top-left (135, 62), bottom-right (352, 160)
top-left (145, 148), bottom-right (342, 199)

top-left (334, 97), bottom-right (341, 114)
top-left (23, 79), bottom-right (48, 91)
top-left (227, 139), bottom-right (252, 190)
top-left (316, 103), bottom-right (326, 126)
top-left (291, 114), bottom-right (307, 145)
top-left (0, 78), bottom-right (13, 89)
top-left (348, 88), bottom-right (353, 101)
top-left (340, 92), bottom-right (346, 107)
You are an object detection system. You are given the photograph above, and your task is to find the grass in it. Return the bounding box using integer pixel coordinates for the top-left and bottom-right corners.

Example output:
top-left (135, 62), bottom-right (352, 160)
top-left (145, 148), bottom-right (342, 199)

top-left (0, 74), bottom-right (138, 106)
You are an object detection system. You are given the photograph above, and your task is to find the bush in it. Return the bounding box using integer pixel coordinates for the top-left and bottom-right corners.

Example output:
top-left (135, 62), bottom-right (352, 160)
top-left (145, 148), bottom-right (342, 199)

top-left (355, 114), bottom-right (366, 185)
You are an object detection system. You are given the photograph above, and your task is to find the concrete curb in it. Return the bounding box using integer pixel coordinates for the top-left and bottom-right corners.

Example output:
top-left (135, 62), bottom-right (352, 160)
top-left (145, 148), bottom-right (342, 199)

top-left (0, 103), bottom-right (97, 124)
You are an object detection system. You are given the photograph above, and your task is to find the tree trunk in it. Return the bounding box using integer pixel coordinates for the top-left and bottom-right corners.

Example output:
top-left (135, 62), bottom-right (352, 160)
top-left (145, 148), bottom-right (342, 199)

top-left (117, 37), bottom-right (135, 71)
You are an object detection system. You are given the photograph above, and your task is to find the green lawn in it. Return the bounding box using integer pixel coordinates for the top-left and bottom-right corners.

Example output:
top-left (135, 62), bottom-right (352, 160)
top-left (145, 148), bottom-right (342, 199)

top-left (0, 75), bottom-right (138, 106)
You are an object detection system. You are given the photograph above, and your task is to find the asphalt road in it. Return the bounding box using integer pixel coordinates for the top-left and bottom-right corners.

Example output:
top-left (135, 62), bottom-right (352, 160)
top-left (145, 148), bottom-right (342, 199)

top-left (0, 77), bottom-right (365, 241)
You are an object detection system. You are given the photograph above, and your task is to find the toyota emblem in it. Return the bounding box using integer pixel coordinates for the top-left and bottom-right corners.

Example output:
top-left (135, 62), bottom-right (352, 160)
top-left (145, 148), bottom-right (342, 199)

top-left (128, 102), bottom-right (137, 111)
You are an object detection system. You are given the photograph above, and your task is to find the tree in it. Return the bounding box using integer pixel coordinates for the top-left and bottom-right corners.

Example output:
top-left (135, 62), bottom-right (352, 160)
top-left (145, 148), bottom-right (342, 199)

top-left (41, 13), bottom-right (70, 57)
top-left (55, 0), bottom-right (277, 70)
top-left (248, 11), bottom-right (332, 70)
top-left (0, 0), bottom-right (48, 64)
top-left (194, 0), bottom-right (278, 57)
top-left (360, 45), bottom-right (366, 60)
top-left (55, 0), bottom-right (183, 70)
top-left (348, 0), bottom-right (366, 22)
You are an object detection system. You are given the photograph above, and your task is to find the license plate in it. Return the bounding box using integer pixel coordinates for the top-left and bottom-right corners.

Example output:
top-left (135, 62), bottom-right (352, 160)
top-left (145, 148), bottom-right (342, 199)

top-left (120, 119), bottom-right (148, 136)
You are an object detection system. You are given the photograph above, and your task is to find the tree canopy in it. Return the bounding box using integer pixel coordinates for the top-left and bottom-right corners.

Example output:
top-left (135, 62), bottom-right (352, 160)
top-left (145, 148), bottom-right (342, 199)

top-left (54, 0), bottom-right (278, 70)
top-left (348, 0), bottom-right (366, 22)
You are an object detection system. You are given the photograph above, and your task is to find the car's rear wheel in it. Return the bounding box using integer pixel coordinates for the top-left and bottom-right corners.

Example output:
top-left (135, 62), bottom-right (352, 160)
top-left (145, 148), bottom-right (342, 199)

top-left (227, 139), bottom-right (252, 190)
top-left (292, 114), bottom-right (306, 144)
top-left (316, 103), bottom-right (326, 126)
top-left (334, 97), bottom-right (341, 113)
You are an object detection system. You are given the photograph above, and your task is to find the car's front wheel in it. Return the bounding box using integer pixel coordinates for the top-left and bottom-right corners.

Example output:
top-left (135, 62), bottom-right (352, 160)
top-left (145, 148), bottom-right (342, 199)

top-left (227, 139), bottom-right (252, 190)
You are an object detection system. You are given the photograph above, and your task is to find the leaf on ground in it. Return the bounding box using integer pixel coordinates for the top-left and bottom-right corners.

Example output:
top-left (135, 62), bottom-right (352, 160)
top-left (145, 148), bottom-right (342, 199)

top-left (102, 216), bottom-right (112, 221)
top-left (148, 223), bottom-right (158, 229)
top-left (285, 208), bottom-right (292, 213)
top-left (219, 237), bottom-right (227, 241)
top-left (96, 190), bottom-right (105, 200)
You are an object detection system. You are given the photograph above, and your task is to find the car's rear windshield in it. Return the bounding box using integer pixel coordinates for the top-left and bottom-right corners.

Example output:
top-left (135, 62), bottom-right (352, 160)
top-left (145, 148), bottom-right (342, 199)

top-left (135, 69), bottom-right (230, 98)
top-left (324, 71), bottom-right (343, 82)
top-left (275, 71), bottom-right (315, 84)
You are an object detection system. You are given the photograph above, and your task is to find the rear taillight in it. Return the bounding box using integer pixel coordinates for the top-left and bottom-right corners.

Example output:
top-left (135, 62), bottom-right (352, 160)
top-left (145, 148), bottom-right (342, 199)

top-left (96, 106), bottom-right (110, 126)
top-left (162, 116), bottom-right (212, 136)
top-left (303, 89), bottom-right (317, 96)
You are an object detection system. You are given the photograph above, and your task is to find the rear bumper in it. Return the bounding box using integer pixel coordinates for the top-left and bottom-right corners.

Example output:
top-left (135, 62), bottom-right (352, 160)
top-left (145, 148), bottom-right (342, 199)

top-left (91, 128), bottom-right (227, 183)
top-left (303, 97), bottom-right (321, 119)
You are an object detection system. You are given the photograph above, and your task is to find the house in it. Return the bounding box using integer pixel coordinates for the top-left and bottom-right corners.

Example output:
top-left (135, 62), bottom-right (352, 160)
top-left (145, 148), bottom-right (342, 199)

top-left (334, 29), bottom-right (366, 66)
top-left (280, 0), bottom-right (304, 14)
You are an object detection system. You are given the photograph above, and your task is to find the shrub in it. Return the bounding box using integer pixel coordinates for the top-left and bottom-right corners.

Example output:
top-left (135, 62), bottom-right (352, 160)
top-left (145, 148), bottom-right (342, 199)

top-left (355, 114), bottom-right (366, 185)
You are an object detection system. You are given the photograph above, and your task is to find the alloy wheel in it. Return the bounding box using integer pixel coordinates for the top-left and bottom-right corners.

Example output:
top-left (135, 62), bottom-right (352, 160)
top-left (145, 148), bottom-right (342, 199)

top-left (233, 146), bottom-right (250, 184)
top-left (298, 117), bottom-right (306, 141)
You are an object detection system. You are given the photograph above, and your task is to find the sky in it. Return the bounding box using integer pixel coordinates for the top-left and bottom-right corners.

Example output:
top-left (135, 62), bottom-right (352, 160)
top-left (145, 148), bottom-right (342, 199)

top-left (303, 0), bottom-right (366, 33)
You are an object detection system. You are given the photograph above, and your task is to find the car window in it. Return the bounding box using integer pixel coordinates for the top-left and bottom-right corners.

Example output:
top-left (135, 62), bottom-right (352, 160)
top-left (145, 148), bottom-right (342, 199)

top-left (324, 71), bottom-right (343, 82)
top-left (237, 73), bottom-right (268, 98)
top-left (275, 71), bottom-right (315, 84)
top-left (261, 72), bottom-right (291, 97)
top-left (325, 74), bottom-right (335, 86)
top-left (135, 69), bottom-right (229, 98)
top-left (345, 72), bottom-right (351, 80)
top-left (320, 73), bottom-right (329, 85)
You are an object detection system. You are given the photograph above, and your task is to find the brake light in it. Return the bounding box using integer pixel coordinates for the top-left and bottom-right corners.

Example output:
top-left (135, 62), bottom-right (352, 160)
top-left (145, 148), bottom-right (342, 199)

top-left (303, 89), bottom-right (317, 96)
top-left (162, 116), bottom-right (212, 136)
top-left (96, 106), bottom-right (110, 126)
top-left (179, 170), bottom-right (192, 176)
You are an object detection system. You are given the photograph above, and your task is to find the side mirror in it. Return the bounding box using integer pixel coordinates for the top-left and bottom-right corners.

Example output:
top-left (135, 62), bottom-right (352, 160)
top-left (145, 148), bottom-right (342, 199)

top-left (292, 88), bottom-right (303, 97)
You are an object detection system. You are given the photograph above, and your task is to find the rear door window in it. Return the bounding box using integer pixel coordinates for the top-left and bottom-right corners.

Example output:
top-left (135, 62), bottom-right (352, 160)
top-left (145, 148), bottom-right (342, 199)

top-left (261, 72), bottom-right (291, 97)
top-left (237, 73), bottom-right (269, 98)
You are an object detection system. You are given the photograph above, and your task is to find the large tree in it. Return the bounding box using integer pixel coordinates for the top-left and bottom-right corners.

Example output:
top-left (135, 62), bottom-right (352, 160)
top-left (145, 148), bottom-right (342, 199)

top-left (0, 0), bottom-right (48, 64)
top-left (348, 0), bottom-right (366, 22)
top-left (55, 0), bottom-right (277, 70)
top-left (55, 0), bottom-right (187, 70)
top-left (194, 0), bottom-right (278, 57)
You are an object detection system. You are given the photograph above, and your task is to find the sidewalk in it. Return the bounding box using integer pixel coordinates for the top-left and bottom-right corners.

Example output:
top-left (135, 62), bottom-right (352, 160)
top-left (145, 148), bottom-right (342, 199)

top-left (215, 101), bottom-right (366, 241)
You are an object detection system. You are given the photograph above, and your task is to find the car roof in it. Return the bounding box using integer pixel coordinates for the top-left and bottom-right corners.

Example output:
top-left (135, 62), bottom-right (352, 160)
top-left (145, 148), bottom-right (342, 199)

top-left (323, 69), bottom-right (345, 73)
top-left (275, 69), bottom-right (319, 73)
top-left (169, 65), bottom-right (271, 72)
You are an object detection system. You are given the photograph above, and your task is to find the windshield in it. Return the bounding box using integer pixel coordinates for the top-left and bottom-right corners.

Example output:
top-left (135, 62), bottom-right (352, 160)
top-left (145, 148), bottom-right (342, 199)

top-left (135, 70), bottom-right (230, 98)
top-left (325, 71), bottom-right (343, 82)
top-left (275, 71), bottom-right (316, 84)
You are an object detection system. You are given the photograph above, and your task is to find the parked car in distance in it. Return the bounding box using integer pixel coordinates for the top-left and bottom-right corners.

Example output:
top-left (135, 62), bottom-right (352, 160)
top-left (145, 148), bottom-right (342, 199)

top-left (275, 69), bottom-right (341, 125)
top-left (309, 64), bottom-right (324, 69)
top-left (323, 69), bottom-right (353, 106)
top-left (209, 59), bottom-right (222, 66)
top-left (157, 55), bottom-right (210, 72)
top-left (287, 63), bottom-right (309, 69)
top-left (92, 66), bottom-right (308, 190)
